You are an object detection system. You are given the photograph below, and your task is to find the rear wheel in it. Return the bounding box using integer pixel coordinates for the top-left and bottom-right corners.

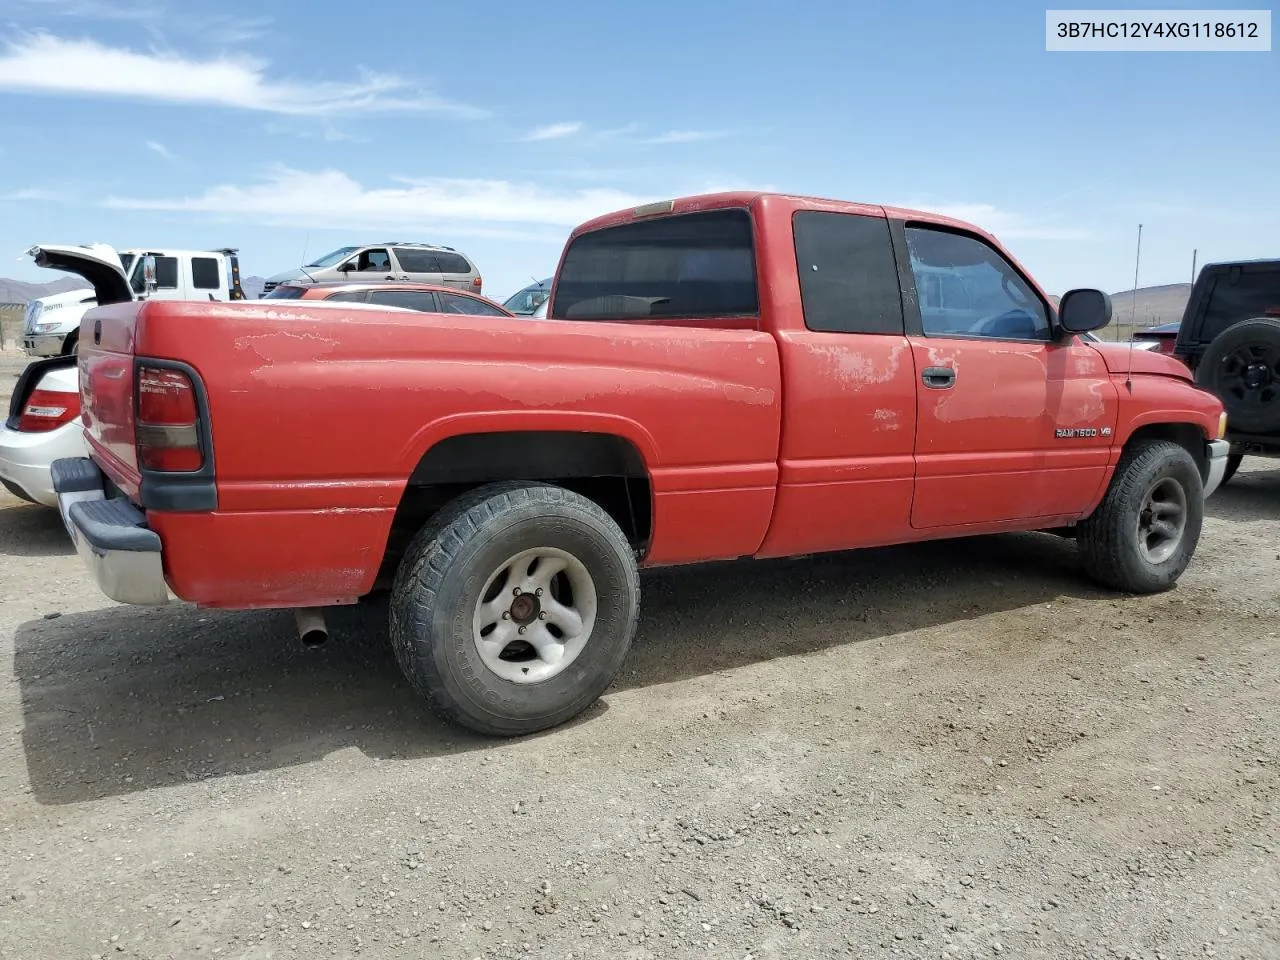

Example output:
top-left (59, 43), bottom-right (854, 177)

top-left (1078, 439), bottom-right (1204, 593)
top-left (388, 482), bottom-right (640, 737)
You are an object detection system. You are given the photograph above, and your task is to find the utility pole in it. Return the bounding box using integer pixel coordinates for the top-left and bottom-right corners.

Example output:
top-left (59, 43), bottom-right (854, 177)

top-left (1191, 248), bottom-right (1197, 284)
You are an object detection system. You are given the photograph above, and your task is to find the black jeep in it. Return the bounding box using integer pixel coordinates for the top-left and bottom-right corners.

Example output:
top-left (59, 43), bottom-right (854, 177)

top-left (1173, 258), bottom-right (1280, 485)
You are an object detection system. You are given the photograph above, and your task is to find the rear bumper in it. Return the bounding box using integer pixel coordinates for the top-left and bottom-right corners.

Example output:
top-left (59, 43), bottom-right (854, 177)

top-left (0, 420), bottom-right (89, 507)
top-left (1204, 439), bottom-right (1231, 499)
top-left (51, 457), bottom-right (170, 605)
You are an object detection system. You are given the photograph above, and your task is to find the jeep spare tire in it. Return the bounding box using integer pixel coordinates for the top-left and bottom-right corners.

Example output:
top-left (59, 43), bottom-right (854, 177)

top-left (1196, 317), bottom-right (1280, 433)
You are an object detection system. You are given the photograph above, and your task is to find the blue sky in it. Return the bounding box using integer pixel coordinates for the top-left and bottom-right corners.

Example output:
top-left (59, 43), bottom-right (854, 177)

top-left (0, 0), bottom-right (1275, 301)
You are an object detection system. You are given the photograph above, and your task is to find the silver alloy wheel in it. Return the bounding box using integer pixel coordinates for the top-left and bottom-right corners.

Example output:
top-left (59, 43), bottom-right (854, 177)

top-left (471, 546), bottom-right (598, 684)
top-left (1136, 476), bottom-right (1188, 564)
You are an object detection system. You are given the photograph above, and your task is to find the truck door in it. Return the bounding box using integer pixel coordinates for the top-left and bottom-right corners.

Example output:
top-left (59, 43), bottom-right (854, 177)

top-left (148, 253), bottom-right (183, 300)
top-left (189, 253), bottom-right (227, 301)
top-left (754, 207), bottom-right (920, 558)
top-left (897, 221), bottom-right (1116, 529)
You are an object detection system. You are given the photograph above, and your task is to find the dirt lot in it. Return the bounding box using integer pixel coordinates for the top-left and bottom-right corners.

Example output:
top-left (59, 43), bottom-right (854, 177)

top-left (0, 355), bottom-right (1277, 960)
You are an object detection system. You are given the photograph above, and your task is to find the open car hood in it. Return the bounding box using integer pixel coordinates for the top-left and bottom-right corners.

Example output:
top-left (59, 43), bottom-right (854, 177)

top-left (25, 243), bottom-right (133, 305)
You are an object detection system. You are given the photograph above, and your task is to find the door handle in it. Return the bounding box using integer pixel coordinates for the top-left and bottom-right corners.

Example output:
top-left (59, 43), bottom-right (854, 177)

top-left (922, 366), bottom-right (956, 389)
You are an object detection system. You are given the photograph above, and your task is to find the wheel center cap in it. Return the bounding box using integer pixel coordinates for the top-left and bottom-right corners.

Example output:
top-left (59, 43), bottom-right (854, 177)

top-left (509, 593), bottom-right (540, 625)
top-left (1245, 363), bottom-right (1270, 389)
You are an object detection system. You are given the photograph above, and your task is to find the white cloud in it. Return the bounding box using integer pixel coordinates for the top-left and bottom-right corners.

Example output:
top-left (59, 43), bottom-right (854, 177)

top-left (11, 0), bottom-right (274, 42)
top-left (523, 122), bottom-right (583, 142)
top-left (0, 33), bottom-right (487, 117)
top-left (101, 167), bottom-right (774, 236)
top-left (0, 187), bottom-right (63, 201)
top-left (641, 130), bottom-right (727, 144)
top-left (145, 139), bottom-right (174, 160)
top-left (12, 0), bottom-right (159, 22)
top-left (520, 122), bottom-right (728, 147)
top-left (103, 166), bottom-right (655, 231)
top-left (263, 120), bottom-right (371, 144)
top-left (889, 200), bottom-right (1090, 241)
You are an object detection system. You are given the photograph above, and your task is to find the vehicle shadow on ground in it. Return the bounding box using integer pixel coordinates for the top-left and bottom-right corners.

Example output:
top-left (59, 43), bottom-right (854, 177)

top-left (0, 499), bottom-right (74, 557)
top-left (14, 531), bottom-right (1113, 805)
top-left (1206, 463), bottom-right (1280, 523)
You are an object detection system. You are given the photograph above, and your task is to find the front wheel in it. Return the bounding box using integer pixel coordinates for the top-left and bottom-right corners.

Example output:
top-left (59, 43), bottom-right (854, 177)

top-left (388, 482), bottom-right (640, 737)
top-left (1077, 439), bottom-right (1204, 593)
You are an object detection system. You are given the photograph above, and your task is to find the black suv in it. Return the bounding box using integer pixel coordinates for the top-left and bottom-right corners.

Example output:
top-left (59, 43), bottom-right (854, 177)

top-left (1173, 258), bottom-right (1280, 485)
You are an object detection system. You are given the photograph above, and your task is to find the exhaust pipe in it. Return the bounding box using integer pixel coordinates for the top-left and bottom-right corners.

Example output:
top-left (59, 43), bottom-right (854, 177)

top-left (294, 607), bottom-right (329, 648)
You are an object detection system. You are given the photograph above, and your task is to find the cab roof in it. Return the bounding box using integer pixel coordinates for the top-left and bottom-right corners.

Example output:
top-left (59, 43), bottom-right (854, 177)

top-left (568, 191), bottom-right (1003, 247)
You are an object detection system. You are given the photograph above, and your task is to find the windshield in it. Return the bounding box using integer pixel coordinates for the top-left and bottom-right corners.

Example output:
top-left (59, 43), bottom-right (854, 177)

top-left (503, 278), bottom-right (553, 315)
top-left (305, 246), bottom-right (360, 268)
top-left (128, 257), bottom-right (145, 295)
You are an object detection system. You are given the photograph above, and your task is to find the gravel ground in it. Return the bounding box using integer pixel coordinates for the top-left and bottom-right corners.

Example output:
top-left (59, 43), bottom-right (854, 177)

top-left (0, 360), bottom-right (1277, 960)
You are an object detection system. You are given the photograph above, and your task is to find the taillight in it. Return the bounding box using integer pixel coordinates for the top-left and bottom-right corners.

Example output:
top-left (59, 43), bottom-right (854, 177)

top-left (471, 275), bottom-right (483, 291)
top-left (136, 365), bottom-right (203, 472)
top-left (18, 388), bottom-right (80, 433)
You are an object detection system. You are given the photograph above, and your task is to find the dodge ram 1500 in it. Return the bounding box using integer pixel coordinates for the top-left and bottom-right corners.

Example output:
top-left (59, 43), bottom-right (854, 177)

top-left (48, 191), bottom-right (1230, 736)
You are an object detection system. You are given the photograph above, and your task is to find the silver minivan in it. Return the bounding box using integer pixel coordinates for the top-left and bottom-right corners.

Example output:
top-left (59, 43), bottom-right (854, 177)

top-left (261, 242), bottom-right (482, 296)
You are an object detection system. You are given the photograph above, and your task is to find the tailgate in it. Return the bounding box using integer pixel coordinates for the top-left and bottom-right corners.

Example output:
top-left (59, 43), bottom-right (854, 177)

top-left (79, 301), bottom-right (144, 490)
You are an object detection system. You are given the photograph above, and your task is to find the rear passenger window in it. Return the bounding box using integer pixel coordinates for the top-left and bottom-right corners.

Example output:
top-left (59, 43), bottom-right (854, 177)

top-left (191, 256), bottom-right (221, 290)
top-left (551, 209), bottom-right (758, 321)
top-left (153, 256), bottom-right (178, 289)
top-left (793, 211), bottom-right (904, 334)
top-left (368, 289), bottom-right (438, 312)
top-left (1198, 267), bottom-right (1280, 342)
top-left (392, 248), bottom-right (434, 272)
top-left (435, 252), bottom-right (473, 275)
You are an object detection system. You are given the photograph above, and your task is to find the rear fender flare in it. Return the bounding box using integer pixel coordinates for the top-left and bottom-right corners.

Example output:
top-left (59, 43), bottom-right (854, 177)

top-left (397, 410), bottom-right (661, 481)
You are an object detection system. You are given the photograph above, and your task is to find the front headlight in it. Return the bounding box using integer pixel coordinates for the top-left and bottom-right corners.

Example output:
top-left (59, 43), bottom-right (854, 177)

top-left (33, 322), bottom-right (62, 334)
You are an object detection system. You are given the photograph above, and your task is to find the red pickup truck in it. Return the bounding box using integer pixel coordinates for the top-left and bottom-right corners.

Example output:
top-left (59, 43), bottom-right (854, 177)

top-left (46, 192), bottom-right (1230, 737)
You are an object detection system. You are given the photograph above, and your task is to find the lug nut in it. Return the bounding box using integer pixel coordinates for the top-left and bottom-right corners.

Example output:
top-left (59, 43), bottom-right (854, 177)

top-left (502, 611), bottom-right (511, 620)
top-left (512, 587), bottom-right (522, 596)
top-left (535, 588), bottom-right (543, 596)
top-left (538, 612), bottom-right (547, 620)
top-left (519, 626), bottom-right (527, 635)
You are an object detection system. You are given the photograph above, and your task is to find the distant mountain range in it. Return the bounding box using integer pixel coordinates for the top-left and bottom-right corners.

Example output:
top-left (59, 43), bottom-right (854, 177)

top-left (1046, 283), bottom-right (1191, 330)
top-left (0, 275), bottom-right (91, 303)
top-left (1, 276), bottom-right (1191, 328)
top-left (0, 275), bottom-right (267, 304)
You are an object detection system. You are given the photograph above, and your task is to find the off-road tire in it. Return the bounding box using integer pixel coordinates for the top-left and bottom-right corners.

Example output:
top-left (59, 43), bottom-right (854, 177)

top-left (1221, 453), bottom-right (1243, 486)
top-left (1078, 439), bottom-right (1204, 594)
top-left (1195, 317), bottom-right (1280, 433)
top-left (388, 481), bottom-right (640, 737)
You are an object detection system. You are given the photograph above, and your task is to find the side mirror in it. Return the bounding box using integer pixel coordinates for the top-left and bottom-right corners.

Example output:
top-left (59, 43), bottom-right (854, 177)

top-left (141, 254), bottom-right (158, 298)
top-left (1059, 288), bottom-right (1112, 334)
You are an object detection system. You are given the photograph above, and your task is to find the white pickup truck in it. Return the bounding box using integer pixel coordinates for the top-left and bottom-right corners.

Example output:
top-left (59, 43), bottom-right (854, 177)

top-left (21, 244), bottom-right (246, 357)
